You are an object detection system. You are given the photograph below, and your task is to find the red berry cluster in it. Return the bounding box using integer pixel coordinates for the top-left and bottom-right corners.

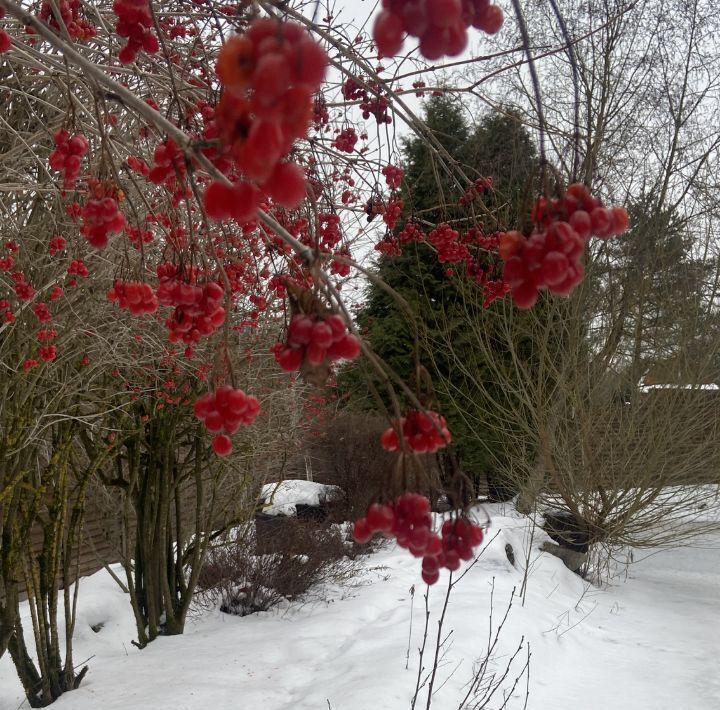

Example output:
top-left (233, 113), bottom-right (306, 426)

top-left (318, 212), bottom-right (342, 249)
top-left (148, 138), bottom-right (186, 185)
top-left (0, 298), bottom-right (13, 324)
top-left (126, 225), bottom-right (154, 248)
top-left (383, 197), bottom-right (404, 230)
top-left (32, 302), bottom-right (52, 322)
top-left (212, 19), bottom-right (327, 210)
top-left (373, 0), bottom-right (504, 61)
top-left (67, 259), bottom-right (89, 277)
top-left (36, 329), bottom-right (57, 342)
top-left (107, 280), bottom-right (158, 315)
top-left (203, 180), bottom-right (262, 223)
top-left (380, 410), bottom-right (451, 453)
top-left (81, 197), bottom-right (125, 249)
top-left (428, 223), bottom-right (470, 263)
top-left (127, 155), bottom-right (150, 177)
top-left (39, 345), bottom-right (57, 363)
top-left (156, 278), bottom-right (225, 344)
top-left (332, 127), bottom-right (358, 153)
top-left (499, 184), bottom-right (630, 309)
top-left (113, 0), bottom-right (159, 64)
top-left (39, 0), bottom-right (96, 41)
top-left (458, 176), bottom-right (492, 205)
top-left (193, 385), bottom-right (261, 456)
top-left (49, 130), bottom-right (88, 189)
top-left (352, 494), bottom-right (484, 584)
top-left (532, 183), bottom-right (630, 241)
top-left (342, 78), bottom-right (392, 124)
top-left (273, 313), bottom-right (361, 371)
top-left (13, 273), bottom-right (34, 301)
top-left (48, 235), bottom-right (67, 256)
top-left (382, 164), bottom-right (404, 189)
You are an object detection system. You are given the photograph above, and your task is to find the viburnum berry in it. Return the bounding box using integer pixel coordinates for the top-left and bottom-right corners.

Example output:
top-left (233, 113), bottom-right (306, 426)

top-left (148, 138), bottom-right (186, 186)
top-left (194, 385), bottom-right (260, 456)
top-left (13, 274), bottom-right (35, 301)
top-left (273, 313), bottom-right (361, 372)
top-left (39, 0), bottom-right (96, 41)
top-left (113, 0), bottom-right (159, 64)
top-left (81, 196), bottom-right (125, 249)
top-left (0, 29), bottom-right (11, 54)
top-left (382, 164), bottom-right (405, 190)
top-left (203, 180), bottom-right (261, 224)
top-left (380, 410), bottom-right (452, 454)
top-left (67, 259), bottom-right (89, 278)
top-left (156, 274), bottom-right (226, 344)
top-left (213, 19), bottom-right (327, 205)
top-left (332, 127), bottom-right (358, 153)
top-left (373, 0), bottom-right (504, 61)
top-left (39, 345), bottom-right (57, 362)
top-left (499, 184), bottom-right (630, 308)
top-left (33, 302), bottom-right (52, 322)
top-left (49, 235), bottom-right (67, 256)
top-left (49, 130), bottom-right (89, 189)
top-left (263, 162), bottom-right (307, 209)
top-left (107, 280), bottom-right (158, 315)
top-left (352, 493), bottom-right (485, 584)
top-left (373, 11), bottom-right (405, 58)
top-left (212, 434), bottom-right (233, 457)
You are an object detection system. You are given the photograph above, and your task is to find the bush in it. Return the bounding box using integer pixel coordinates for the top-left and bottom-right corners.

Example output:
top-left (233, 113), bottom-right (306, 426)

top-left (196, 519), bottom-right (360, 616)
top-left (307, 412), bottom-right (445, 518)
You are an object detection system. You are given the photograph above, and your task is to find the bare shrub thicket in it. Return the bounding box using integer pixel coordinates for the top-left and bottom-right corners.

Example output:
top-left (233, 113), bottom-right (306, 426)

top-left (304, 412), bottom-right (449, 518)
top-left (196, 520), bottom-right (360, 616)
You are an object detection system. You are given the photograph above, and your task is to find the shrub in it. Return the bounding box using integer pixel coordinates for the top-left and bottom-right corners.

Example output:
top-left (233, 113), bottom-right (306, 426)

top-left (196, 519), bottom-right (360, 616)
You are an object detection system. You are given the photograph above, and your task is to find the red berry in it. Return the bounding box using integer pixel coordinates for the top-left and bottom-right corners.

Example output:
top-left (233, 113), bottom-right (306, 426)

top-left (374, 11), bottom-right (405, 57)
top-left (352, 518), bottom-right (373, 544)
top-left (427, 0), bottom-right (462, 28)
top-left (610, 207), bottom-right (630, 235)
top-left (541, 251), bottom-right (570, 287)
top-left (212, 434), bottom-right (233, 456)
top-left (366, 503), bottom-right (395, 533)
top-left (422, 569), bottom-right (440, 585)
top-left (0, 30), bottom-right (10, 54)
top-left (590, 207), bottom-right (613, 238)
top-left (275, 346), bottom-right (304, 371)
top-left (380, 426), bottom-right (399, 451)
top-left (263, 162), bottom-right (307, 209)
top-left (473, 4), bottom-right (504, 34)
top-left (569, 210), bottom-right (592, 241)
top-left (511, 281), bottom-right (539, 309)
top-left (311, 321), bottom-right (334, 349)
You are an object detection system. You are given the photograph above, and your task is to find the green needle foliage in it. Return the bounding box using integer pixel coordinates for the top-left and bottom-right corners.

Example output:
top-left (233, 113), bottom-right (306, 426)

top-left (342, 97), bottom-right (543, 496)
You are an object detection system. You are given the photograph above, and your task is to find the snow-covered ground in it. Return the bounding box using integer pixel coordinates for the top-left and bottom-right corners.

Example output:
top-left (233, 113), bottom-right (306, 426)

top-left (2, 503), bottom-right (719, 709)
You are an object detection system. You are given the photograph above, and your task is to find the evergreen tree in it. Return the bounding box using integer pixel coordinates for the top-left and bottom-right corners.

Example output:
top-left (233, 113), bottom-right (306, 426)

top-left (593, 194), bottom-right (720, 388)
top-left (342, 98), bottom-right (542, 494)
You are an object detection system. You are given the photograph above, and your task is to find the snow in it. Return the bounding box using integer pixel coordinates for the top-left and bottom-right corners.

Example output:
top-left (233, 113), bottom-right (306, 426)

top-left (639, 383), bottom-right (719, 392)
top-left (2, 503), bottom-right (719, 709)
top-left (260, 479), bottom-right (344, 516)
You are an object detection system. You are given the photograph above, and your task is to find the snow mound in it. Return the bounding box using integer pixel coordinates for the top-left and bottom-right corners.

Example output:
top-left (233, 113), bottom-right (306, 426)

top-left (260, 479), bottom-right (343, 516)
